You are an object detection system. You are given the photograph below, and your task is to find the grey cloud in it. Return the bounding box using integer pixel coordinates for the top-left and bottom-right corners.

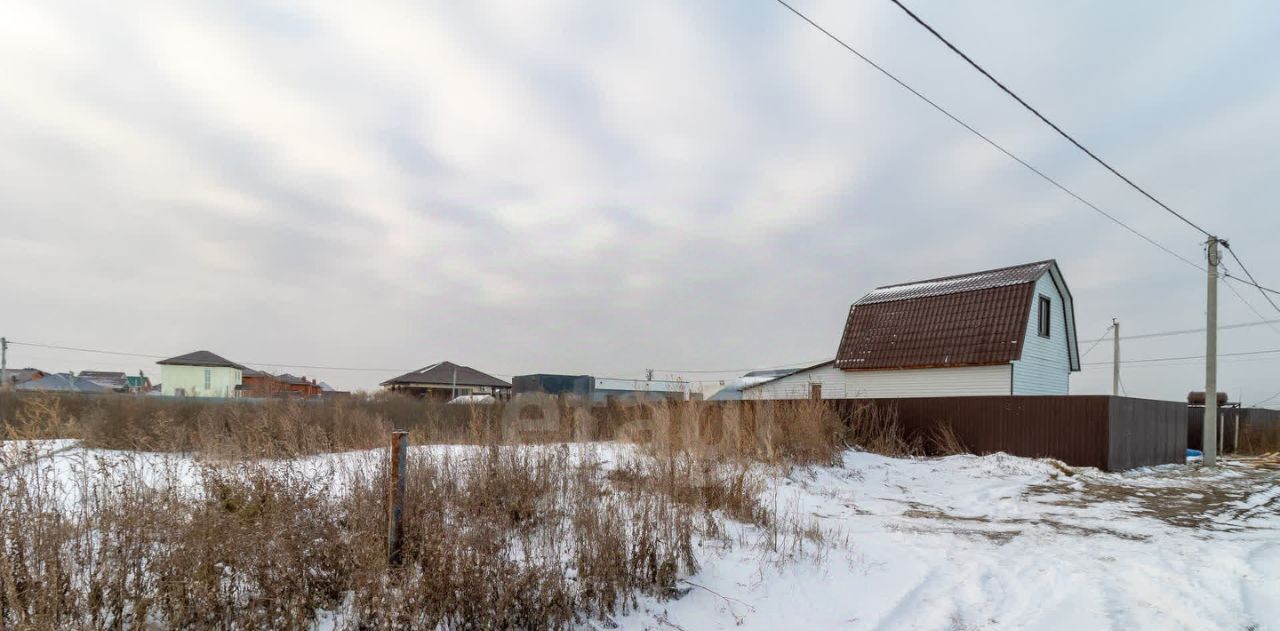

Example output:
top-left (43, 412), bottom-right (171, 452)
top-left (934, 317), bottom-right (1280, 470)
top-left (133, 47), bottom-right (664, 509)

top-left (1, 0), bottom-right (1278, 402)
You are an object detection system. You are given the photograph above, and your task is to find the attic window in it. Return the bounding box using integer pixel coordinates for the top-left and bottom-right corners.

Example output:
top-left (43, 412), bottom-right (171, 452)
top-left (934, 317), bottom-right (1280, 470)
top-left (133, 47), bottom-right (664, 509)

top-left (1037, 295), bottom-right (1051, 338)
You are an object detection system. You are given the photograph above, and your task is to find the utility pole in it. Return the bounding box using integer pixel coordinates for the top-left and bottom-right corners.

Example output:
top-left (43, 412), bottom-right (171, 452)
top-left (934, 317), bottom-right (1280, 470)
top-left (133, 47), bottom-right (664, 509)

top-left (0, 337), bottom-right (7, 389)
top-left (1111, 319), bottom-right (1120, 397)
top-left (1204, 237), bottom-right (1222, 467)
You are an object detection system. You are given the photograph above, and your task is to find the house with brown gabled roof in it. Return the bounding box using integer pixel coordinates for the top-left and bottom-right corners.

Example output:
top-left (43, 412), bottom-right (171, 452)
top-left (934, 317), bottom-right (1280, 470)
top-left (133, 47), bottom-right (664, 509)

top-left (381, 361), bottom-right (511, 402)
top-left (744, 260), bottom-right (1081, 399)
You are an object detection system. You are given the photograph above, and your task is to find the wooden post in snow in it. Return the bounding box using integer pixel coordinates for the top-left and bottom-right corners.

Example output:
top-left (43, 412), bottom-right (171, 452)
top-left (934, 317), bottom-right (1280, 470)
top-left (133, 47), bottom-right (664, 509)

top-left (388, 430), bottom-right (408, 567)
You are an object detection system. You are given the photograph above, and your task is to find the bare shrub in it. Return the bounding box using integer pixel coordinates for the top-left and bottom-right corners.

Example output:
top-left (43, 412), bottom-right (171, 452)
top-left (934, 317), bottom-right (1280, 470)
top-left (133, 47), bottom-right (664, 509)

top-left (2, 393), bottom-right (80, 440)
top-left (619, 400), bottom-right (843, 466)
top-left (927, 421), bottom-right (968, 456)
top-left (844, 403), bottom-right (920, 456)
top-left (609, 454), bottom-right (769, 528)
top-left (0, 389), bottom-right (866, 628)
top-left (0, 441), bottom-right (716, 629)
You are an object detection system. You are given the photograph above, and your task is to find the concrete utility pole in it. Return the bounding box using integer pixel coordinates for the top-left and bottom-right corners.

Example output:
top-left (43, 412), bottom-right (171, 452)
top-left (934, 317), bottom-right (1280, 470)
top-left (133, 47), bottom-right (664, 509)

top-left (1204, 237), bottom-right (1222, 467)
top-left (0, 337), bottom-right (7, 389)
top-left (1112, 319), bottom-right (1120, 397)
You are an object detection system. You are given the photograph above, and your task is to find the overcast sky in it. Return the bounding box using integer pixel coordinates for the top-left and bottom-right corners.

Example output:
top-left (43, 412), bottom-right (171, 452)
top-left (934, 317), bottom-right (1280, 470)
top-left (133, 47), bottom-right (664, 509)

top-left (3, 0), bottom-right (1279, 401)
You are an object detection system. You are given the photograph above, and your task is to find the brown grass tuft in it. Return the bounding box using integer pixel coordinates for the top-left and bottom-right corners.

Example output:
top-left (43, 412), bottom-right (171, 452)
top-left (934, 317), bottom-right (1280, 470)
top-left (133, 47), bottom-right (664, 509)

top-left (927, 421), bottom-right (967, 456)
top-left (844, 403), bottom-right (920, 456)
top-left (0, 393), bottom-right (854, 628)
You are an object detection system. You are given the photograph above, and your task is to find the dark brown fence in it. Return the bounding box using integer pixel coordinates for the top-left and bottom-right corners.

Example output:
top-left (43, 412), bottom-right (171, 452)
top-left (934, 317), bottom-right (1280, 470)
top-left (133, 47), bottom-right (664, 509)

top-left (830, 395), bottom-right (1185, 471)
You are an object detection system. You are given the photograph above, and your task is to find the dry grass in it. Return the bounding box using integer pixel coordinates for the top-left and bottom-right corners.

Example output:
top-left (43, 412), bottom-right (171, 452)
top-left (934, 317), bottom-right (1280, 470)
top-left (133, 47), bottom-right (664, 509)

top-left (927, 421), bottom-right (968, 456)
top-left (844, 403), bottom-right (921, 456)
top-left (1236, 421), bottom-right (1280, 455)
top-left (0, 392), bottom-right (648, 457)
top-left (0, 393), bottom-right (850, 629)
top-left (619, 398), bottom-right (844, 466)
top-left (0, 439), bottom-right (706, 628)
top-left (0, 392), bottom-right (857, 461)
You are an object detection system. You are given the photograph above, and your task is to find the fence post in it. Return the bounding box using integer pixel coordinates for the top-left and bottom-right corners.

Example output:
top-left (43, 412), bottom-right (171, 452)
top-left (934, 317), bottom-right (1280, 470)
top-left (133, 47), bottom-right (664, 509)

top-left (387, 430), bottom-right (408, 567)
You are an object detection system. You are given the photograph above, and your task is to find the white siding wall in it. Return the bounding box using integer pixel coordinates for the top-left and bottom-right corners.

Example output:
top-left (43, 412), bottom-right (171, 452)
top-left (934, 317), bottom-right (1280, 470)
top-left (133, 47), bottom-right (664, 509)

top-left (1011, 273), bottom-right (1071, 395)
top-left (160, 365), bottom-right (242, 398)
top-left (743, 363), bottom-right (1012, 400)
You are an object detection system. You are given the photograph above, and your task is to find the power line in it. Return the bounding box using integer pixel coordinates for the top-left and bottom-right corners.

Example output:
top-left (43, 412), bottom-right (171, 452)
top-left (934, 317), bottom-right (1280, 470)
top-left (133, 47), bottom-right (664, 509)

top-left (6, 342), bottom-right (167, 360)
top-left (768, 0), bottom-right (1204, 272)
top-left (7, 337), bottom-right (757, 386)
top-left (1225, 274), bottom-right (1280, 297)
top-left (649, 357), bottom-right (831, 375)
top-left (6, 341), bottom-right (412, 373)
top-left (1252, 388), bottom-right (1280, 407)
top-left (884, 0), bottom-right (1280, 324)
top-left (1082, 347), bottom-right (1280, 367)
top-left (1079, 324), bottom-right (1114, 358)
top-left (885, 0), bottom-right (1212, 238)
top-left (1223, 244), bottom-right (1280, 316)
top-left (1222, 277), bottom-right (1280, 338)
top-left (1080, 352), bottom-right (1280, 371)
top-left (1120, 317), bottom-right (1280, 341)
top-left (657, 314), bottom-right (1280, 374)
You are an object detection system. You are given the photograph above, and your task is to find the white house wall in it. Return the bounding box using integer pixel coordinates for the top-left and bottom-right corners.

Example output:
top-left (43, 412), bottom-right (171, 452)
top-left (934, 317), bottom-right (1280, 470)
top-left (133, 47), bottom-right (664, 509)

top-left (744, 363), bottom-right (1012, 400)
top-left (160, 365), bottom-right (242, 398)
top-left (1011, 273), bottom-right (1071, 395)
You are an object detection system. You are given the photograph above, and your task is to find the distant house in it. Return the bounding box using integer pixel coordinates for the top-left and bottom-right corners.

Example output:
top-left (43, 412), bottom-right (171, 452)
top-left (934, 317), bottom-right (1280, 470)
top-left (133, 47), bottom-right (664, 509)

top-left (709, 368), bottom-right (800, 401)
top-left (240, 368), bottom-right (279, 397)
top-left (318, 382), bottom-right (350, 399)
top-left (16, 373), bottom-right (111, 393)
top-left (594, 377), bottom-right (697, 402)
top-left (78, 371), bottom-right (131, 392)
top-left (382, 361), bottom-right (511, 401)
top-left (3, 368), bottom-right (47, 388)
top-left (157, 350), bottom-right (244, 398)
top-left (512, 374), bottom-right (594, 398)
top-left (513, 374), bottom-right (697, 403)
top-left (125, 372), bottom-right (154, 393)
top-left (77, 371), bottom-right (153, 393)
top-left (238, 369), bottom-right (323, 398)
top-left (745, 260), bottom-right (1080, 399)
top-left (275, 374), bottom-right (323, 398)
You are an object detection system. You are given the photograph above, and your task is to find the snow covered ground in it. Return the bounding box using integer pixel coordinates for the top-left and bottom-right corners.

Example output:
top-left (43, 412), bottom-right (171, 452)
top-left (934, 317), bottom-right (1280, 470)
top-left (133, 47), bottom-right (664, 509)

top-left (619, 452), bottom-right (1280, 631)
top-left (5, 440), bottom-right (1277, 630)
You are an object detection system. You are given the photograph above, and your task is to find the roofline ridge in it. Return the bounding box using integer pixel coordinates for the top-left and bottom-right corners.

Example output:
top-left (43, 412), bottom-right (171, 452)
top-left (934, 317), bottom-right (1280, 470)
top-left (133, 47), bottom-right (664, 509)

top-left (871, 259), bottom-right (1056, 291)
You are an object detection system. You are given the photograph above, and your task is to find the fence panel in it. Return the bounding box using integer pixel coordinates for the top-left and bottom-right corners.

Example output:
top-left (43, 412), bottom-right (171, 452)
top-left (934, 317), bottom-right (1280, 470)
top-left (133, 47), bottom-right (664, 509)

top-left (1107, 397), bottom-right (1186, 470)
top-left (829, 395), bottom-right (1183, 471)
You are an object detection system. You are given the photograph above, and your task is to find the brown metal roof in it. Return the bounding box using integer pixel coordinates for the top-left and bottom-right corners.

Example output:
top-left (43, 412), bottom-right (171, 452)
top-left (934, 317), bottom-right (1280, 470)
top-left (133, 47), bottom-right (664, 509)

top-left (381, 361), bottom-right (511, 388)
top-left (835, 262), bottom-right (1054, 370)
top-left (855, 260), bottom-right (1054, 306)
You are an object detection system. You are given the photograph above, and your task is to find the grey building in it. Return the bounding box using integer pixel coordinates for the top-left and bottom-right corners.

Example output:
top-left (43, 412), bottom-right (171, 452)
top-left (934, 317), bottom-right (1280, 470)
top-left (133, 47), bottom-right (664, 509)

top-left (513, 374), bottom-right (697, 404)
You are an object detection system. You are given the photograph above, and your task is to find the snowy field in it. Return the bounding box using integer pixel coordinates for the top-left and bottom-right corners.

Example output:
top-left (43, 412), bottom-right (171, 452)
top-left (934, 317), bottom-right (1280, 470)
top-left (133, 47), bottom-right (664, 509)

top-left (5, 440), bottom-right (1278, 630)
top-left (619, 452), bottom-right (1280, 631)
